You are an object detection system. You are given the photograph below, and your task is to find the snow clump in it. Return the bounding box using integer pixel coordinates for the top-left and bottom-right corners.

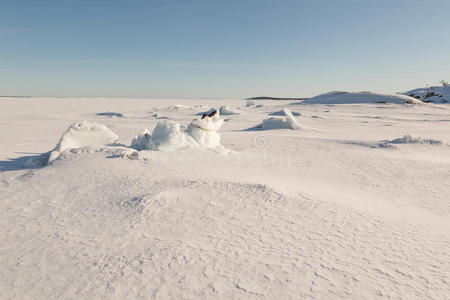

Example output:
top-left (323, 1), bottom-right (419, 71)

top-left (260, 109), bottom-right (300, 130)
top-left (219, 105), bottom-right (241, 115)
top-left (48, 121), bottom-right (119, 163)
top-left (130, 110), bottom-right (227, 152)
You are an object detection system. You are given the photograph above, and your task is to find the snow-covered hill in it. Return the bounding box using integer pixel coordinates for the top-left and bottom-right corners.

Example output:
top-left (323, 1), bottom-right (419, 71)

top-left (403, 85), bottom-right (450, 103)
top-left (1, 97), bottom-right (449, 299)
top-left (302, 91), bottom-right (421, 104)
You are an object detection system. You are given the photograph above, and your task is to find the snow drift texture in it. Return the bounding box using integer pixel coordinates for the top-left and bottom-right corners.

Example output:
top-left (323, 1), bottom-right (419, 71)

top-left (48, 121), bottom-right (118, 163)
top-left (303, 91), bottom-right (421, 104)
top-left (403, 85), bottom-right (450, 103)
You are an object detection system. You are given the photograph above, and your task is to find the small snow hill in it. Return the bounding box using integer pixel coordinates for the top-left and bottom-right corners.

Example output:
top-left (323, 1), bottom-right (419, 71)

top-left (403, 85), bottom-right (450, 103)
top-left (302, 91), bottom-right (421, 104)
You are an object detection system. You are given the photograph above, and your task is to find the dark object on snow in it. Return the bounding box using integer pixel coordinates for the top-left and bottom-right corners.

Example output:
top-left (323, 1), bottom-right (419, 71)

top-left (425, 92), bottom-right (436, 99)
top-left (201, 110), bottom-right (217, 119)
top-left (246, 96), bottom-right (308, 101)
top-left (97, 112), bottom-right (124, 118)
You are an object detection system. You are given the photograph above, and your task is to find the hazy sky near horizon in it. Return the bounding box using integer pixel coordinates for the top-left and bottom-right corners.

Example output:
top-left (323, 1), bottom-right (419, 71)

top-left (1, 0), bottom-right (449, 98)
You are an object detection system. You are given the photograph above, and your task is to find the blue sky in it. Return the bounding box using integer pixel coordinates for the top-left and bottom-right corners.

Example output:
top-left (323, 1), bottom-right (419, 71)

top-left (1, 0), bottom-right (449, 98)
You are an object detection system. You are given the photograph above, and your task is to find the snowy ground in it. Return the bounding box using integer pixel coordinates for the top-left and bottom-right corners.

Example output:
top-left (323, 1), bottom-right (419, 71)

top-left (1, 97), bottom-right (450, 299)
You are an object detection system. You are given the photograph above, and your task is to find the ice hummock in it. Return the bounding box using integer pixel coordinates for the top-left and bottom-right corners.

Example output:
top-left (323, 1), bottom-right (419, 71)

top-left (130, 128), bottom-right (152, 151)
top-left (130, 110), bottom-right (227, 152)
top-left (259, 109), bottom-right (300, 130)
top-left (185, 111), bottom-right (224, 149)
top-left (48, 121), bottom-right (119, 163)
top-left (149, 120), bottom-right (197, 151)
top-left (219, 106), bottom-right (241, 115)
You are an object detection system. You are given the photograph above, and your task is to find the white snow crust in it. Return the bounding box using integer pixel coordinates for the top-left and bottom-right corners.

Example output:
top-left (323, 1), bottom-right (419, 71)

top-left (1, 97), bottom-right (450, 300)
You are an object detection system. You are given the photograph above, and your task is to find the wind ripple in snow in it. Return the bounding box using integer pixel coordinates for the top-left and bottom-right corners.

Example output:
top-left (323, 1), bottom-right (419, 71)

top-left (345, 135), bottom-right (446, 149)
top-left (1, 170), bottom-right (449, 299)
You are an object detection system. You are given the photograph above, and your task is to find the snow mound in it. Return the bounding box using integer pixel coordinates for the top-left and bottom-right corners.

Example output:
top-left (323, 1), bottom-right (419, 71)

top-left (185, 111), bottom-right (224, 148)
top-left (258, 109), bottom-right (300, 130)
top-left (167, 104), bottom-right (191, 110)
top-left (269, 110), bottom-right (301, 116)
top-left (96, 111), bottom-right (124, 118)
top-left (48, 121), bottom-right (119, 163)
top-left (262, 117), bottom-right (290, 129)
top-left (130, 111), bottom-right (227, 152)
top-left (246, 100), bottom-right (256, 107)
top-left (303, 91), bottom-right (421, 104)
top-left (149, 120), bottom-right (197, 151)
top-left (130, 129), bottom-right (152, 150)
top-left (403, 85), bottom-right (450, 103)
top-left (219, 105), bottom-right (241, 115)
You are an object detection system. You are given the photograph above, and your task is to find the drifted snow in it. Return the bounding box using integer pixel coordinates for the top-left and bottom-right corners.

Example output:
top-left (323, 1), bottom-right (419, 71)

top-left (48, 120), bottom-right (118, 163)
top-left (1, 97), bottom-right (450, 299)
top-left (303, 91), bottom-right (421, 104)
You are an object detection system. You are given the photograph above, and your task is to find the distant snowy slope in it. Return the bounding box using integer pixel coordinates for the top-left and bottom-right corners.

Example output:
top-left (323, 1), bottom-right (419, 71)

top-left (302, 91), bottom-right (421, 104)
top-left (403, 85), bottom-right (450, 103)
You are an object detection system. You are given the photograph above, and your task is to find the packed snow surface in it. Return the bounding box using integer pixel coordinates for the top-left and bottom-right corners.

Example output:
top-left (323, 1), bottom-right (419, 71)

top-left (303, 91), bottom-right (421, 104)
top-left (1, 97), bottom-right (450, 299)
top-left (403, 85), bottom-right (450, 103)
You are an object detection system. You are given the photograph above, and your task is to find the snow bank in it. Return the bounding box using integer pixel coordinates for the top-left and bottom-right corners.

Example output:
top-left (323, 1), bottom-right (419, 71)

top-left (48, 121), bottom-right (119, 163)
top-left (260, 109), bottom-right (300, 130)
top-left (403, 85), bottom-right (450, 103)
top-left (303, 91), bottom-right (421, 104)
top-left (219, 106), bottom-right (241, 115)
